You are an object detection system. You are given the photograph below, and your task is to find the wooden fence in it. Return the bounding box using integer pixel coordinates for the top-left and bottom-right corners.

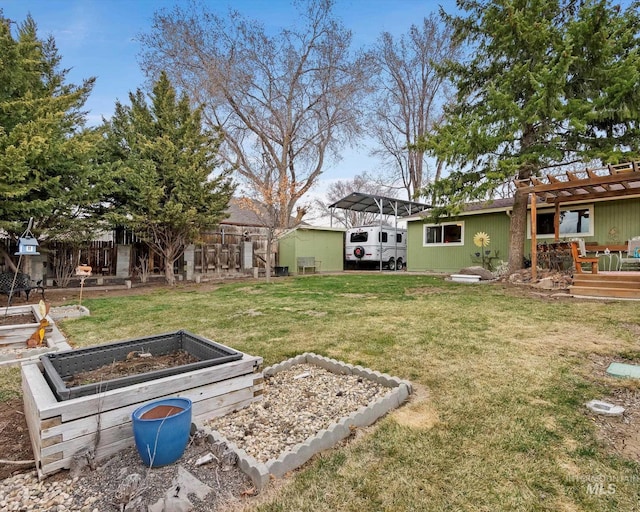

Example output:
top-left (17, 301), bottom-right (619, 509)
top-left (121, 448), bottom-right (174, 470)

top-left (194, 225), bottom-right (273, 274)
top-left (48, 241), bottom-right (117, 276)
top-left (1, 224), bottom-right (274, 282)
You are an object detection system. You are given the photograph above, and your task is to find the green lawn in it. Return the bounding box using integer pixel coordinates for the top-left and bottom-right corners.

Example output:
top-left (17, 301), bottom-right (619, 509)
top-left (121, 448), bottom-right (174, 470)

top-left (3, 274), bottom-right (640, 511)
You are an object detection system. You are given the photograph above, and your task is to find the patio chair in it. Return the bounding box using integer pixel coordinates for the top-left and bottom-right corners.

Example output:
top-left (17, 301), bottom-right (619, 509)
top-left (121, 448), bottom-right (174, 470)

top-left (570, 241), bottom-right (599, 274)
top-left (571, 238), bottom-right (588, 257)
top-left (618, 238), bottom-right (640, 270)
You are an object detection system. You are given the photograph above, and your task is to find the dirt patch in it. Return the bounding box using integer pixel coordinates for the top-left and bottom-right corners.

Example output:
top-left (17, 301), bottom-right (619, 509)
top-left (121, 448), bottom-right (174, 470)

top-left (64, 350), bottom-right (199, 387)
top-left (390, 384), bottom-right (439, 430)
top-left (586, 353), bottom-right (640, 464)
top-left (499, 281), bottom-right (574, 301)
top-left (0, 277), bottom-right (253, 309)
top-left (589, 385), bottom-right (640, 462)
top-left (0, 398), bottom-right (34, 480)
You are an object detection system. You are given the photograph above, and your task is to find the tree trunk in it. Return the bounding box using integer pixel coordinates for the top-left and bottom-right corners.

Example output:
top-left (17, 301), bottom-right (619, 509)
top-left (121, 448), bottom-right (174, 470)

top-left (508, 125), bottom-right (536, 274)
top-left (264, 231), bottom-right (272, 283)
top-left (508, 190), bottom-right (529, 272)
top-left (164, 257), bottom-right (176, 286)
top-left (0, 248), bottom-right (18, 273)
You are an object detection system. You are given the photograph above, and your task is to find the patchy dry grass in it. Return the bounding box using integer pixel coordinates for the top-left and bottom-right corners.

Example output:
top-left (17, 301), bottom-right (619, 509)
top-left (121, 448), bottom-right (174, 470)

top-left (6, 274), bottom-right (640, 510)
top-left (0, 366), bottom-right (20, 402)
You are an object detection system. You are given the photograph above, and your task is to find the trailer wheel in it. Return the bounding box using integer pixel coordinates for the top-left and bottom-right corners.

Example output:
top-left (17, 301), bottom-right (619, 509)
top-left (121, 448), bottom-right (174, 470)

top-left (396, 258), bottom-right (403, 270)
top-left (387, 258), bottom-right (396, 271)
top-left (353, 246), bottom-right (365, 259)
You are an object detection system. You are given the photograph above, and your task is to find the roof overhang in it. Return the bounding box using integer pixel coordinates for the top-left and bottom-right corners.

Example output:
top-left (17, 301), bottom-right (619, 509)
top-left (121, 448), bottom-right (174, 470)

top-left (515, 161), bottom-right (640, 204)
top-left (328, 192), bottom-right (431, 217)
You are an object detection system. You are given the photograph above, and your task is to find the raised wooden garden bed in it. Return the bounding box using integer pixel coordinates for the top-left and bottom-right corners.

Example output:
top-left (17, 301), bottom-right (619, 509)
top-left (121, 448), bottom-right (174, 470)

top-left (21, 333), bottom-right (263, 479)
top-left (0, 304), bottom-right (70, 368)
top-left (40, 330), bottom-right (243, 400)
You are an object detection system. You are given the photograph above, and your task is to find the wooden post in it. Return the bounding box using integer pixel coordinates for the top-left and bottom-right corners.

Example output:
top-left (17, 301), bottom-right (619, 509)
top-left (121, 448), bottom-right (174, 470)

top-left (554, 201), bottom-right (560, 241)
top-left (531, 193), bottom-right (537, 280)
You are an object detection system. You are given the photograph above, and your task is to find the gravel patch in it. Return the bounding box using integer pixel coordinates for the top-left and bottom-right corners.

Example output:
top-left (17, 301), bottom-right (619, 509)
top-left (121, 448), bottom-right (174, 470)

top-left (0, 435), bottom-right (253, 511)
top-left (207, 363), bottom-right (390, 463)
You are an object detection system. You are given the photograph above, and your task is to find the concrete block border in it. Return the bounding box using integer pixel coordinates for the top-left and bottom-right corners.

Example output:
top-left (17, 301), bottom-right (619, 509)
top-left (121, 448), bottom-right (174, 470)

top-left (49, 304), bottom-right (90, 321)
top-left (203, 352), bottom-right (413, 490)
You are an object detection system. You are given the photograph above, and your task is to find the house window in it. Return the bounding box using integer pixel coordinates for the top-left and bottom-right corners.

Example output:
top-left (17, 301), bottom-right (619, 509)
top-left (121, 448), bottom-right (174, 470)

top-left (423, 222), bottom-right (464, 246)
top-left (529, 206), bottom-right (593, 238)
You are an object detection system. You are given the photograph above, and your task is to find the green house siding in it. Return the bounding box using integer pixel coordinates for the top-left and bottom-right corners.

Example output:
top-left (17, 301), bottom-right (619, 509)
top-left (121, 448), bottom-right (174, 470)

top-left (588, 198), bottom-right (640, 245)
top-left (408, 212), bottom-right (511, 272)
top-left (407, 197), bottom-right (640, 273)
top-left (278, 228), bottom-right (345, 273)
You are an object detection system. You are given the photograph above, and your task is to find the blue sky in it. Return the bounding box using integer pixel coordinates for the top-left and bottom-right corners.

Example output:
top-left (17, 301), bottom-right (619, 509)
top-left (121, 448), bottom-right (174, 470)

top-left (1, 0), bottom-right (454, 199)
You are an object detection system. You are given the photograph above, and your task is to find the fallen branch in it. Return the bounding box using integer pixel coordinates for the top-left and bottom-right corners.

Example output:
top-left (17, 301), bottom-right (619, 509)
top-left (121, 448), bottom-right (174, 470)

top-left (0, 458), bottom-right (35, 465)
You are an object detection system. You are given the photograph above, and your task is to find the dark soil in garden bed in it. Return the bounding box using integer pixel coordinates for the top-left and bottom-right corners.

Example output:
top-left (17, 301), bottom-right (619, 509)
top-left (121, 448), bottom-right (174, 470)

top-left (63, 349), bottom-right (200, 387)
top-left (0, 313), bottom-right (37, 326)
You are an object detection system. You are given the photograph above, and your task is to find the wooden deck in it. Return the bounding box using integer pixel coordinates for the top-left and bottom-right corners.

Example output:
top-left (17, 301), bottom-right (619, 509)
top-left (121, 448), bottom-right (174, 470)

top-left (570, 271), bottom-right (640, 299)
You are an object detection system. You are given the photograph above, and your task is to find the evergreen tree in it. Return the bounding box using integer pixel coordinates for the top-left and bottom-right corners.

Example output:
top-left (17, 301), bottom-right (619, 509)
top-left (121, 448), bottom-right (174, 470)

top-left (102, 72), bottom-right (234, 285)
top-left (0, 13), bottom-right (100, 247)
top-left (422, 0), bottom-right (640, 271)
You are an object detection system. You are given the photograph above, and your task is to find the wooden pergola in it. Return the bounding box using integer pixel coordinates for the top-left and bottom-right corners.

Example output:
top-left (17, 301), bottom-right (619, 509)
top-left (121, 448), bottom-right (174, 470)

top-left (515, 161), bottom-right (640, 278)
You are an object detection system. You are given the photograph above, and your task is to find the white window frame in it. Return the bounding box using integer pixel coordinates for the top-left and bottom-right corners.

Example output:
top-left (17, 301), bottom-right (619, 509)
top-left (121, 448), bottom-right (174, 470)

top-left (527, 205), bottom-right (594, 239)
top-left (423, 221), bottom-right (465, 246)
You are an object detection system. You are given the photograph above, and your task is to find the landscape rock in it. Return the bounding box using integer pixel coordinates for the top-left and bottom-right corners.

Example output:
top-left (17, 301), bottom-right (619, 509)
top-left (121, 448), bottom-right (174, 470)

top-left (501, 268), bottom-right (572, 289)
top-left (535, 277), bottom-right (556, 289)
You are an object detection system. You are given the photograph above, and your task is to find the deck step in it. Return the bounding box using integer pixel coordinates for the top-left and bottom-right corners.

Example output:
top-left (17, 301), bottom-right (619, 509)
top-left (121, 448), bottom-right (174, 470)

top-left (573, 275), bottom-right (640, 284)
top-left (570, 271), bottom-right (640, 299)
top-left (571, 279), bottom-right (640, 289)
top-left (570, 286), bottom-right (640, 299)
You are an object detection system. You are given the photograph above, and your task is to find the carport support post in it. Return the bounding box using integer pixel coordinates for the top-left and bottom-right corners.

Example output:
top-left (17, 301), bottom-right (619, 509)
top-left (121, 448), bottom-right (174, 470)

top-left (393, 201), bottom-right (399, 269)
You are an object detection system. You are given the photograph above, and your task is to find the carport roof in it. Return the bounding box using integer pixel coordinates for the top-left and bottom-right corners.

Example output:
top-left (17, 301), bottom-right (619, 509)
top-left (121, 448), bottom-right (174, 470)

top-left (328, 192), bottom-right (431, 217)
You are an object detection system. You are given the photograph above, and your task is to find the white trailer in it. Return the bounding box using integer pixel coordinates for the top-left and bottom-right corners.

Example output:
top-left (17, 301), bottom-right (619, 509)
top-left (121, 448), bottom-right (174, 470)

top-left (345, 225), bottom-right (407, 270)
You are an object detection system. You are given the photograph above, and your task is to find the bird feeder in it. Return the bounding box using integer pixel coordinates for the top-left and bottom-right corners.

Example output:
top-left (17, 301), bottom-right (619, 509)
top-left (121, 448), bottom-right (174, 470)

top-left (75, 265), bottom-right (92, 277)
top-left (75, 265), bottom-right (92, 306)
top-left (15, 235), bottom-right (40, 256)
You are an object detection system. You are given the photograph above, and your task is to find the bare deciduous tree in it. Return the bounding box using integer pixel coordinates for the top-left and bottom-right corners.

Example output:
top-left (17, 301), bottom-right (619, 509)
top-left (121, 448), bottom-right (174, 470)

top-left (371, 14), bottom-right (458, 200)
top-left (312, 173), bottom-right (395, 228)
top-left (140, 0), bottom-right (372, 229)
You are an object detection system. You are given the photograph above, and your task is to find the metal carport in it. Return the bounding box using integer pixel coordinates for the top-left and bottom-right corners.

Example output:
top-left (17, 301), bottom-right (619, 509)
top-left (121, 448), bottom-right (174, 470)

top-left (328, 192), bottom-right (431, 271)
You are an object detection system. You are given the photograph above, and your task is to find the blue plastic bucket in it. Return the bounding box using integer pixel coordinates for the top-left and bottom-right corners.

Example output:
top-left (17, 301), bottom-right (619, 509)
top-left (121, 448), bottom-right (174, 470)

top-left (131, 397), bottom-right (192, 467)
